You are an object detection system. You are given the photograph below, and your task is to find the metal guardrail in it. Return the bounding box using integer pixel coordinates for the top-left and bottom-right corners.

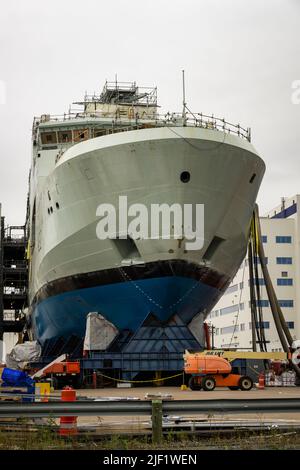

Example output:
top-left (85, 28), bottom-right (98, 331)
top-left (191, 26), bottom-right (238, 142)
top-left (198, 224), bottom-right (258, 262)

top-left (35, 111), bottom-right (251, 142)
top-left (1, 398), bottom-right (300, 418)
top-left (1, 398), bottom-right (300, 444)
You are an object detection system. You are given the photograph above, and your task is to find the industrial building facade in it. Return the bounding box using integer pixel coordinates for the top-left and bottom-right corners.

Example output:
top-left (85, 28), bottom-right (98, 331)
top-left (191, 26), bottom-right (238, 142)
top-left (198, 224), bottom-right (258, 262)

top-left (207, 195), bottom-right (300, 352)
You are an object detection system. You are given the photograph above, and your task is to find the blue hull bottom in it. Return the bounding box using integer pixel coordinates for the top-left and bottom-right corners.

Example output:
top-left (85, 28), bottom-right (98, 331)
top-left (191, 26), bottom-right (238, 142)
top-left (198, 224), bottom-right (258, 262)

top-left (32, 276), bottom-right (221, 346)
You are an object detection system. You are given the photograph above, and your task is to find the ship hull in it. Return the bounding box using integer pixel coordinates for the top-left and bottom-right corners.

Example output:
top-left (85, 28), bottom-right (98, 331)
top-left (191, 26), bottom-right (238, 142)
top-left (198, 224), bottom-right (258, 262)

top-left (31, 263), bottom-right (224, 345)
top-left (28, 126), bottom-right (265, 348)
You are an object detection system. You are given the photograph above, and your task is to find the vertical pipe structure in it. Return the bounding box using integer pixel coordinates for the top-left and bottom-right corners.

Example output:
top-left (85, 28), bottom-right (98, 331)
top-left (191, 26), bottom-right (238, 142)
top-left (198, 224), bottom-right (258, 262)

top-left (252, 214), bottom-right (267, 351)
top-left (253, 205), bottom-right (300, 378)
top-left (254, 205), bottom-right (292, 347)
top-left (211, 325), bottom-right (215, 349)
top-left (182, 69), bottom-right (187, 125)
top-left (248, 237), bottom-right (257, 351)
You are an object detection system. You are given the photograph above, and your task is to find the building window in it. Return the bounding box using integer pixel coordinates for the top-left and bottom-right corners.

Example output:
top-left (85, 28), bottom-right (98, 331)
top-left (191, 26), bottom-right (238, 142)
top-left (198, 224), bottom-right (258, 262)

top-left (225, 284), bottom-right (238, 295)
top-left (278, 300), bottom-right (294, 308)
top-left (255, 300), bottom-right (269, 307)
top-left (276, 257), bottom-right (292, 264)
top-left (262, 235), bottom-right (268, 243)
top-left (239, 282), bottom-right (244, 289)
top-left (220, 304), bottom-right (239, 316)
top-left (239, 302), bottom-right (244, 310)
top-left (286, 322), bottom-right (294, 329)
top-left (210, 310), bottom-right (219, 318)
top-left (276, 236), bottom-right (292, 243)
top-left (215, 328), bottom-right (219, 335)
top-left (240, 323), bottom-right (245, 331)
top-left (281, 271), bottom-right (288, 277)
top-left (220, 325), bottom-right (239, 335)
top-left (277, 278), bottom-right (293, 286)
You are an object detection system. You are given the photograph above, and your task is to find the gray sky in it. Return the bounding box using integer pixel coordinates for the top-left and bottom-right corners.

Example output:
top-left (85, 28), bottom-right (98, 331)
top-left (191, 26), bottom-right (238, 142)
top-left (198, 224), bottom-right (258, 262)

top-left (0, 0), bottom-right (299, 225)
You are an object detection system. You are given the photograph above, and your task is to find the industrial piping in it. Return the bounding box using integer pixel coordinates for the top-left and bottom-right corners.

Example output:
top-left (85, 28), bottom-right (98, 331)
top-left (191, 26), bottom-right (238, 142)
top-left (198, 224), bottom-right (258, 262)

top-left (253, 204), bottom-right (300, 379)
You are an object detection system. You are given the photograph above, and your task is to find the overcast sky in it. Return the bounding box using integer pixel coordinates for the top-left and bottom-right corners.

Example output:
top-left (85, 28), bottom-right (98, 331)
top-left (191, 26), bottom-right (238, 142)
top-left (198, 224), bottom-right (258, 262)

top-left (0, 0), bottom-right (299, 226)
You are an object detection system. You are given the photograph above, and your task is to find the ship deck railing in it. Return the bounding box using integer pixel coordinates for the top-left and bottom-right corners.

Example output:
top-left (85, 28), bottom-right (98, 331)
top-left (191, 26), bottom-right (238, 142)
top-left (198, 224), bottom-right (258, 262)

top-left (35, 111), bottom-right (251, 142)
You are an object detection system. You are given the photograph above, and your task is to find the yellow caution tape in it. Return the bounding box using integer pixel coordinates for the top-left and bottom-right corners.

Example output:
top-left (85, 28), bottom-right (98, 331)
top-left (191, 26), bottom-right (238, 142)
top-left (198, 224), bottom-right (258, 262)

top-left (96, 372), bottom-right (184, 384)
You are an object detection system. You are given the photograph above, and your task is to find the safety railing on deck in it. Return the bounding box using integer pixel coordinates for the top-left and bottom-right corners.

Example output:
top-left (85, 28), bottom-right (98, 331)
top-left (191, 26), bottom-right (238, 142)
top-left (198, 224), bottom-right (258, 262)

top-left (34, 111), bottom-right (251, 142)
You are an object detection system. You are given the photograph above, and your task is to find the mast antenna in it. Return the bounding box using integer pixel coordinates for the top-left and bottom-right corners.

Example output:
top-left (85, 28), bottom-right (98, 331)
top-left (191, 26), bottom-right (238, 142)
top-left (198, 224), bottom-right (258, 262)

top-left (182, 69), bottom-right (187, 125)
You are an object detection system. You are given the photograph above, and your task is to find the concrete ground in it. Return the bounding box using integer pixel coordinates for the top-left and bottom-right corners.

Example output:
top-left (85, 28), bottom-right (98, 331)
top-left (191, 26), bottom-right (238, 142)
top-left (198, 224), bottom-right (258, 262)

top-left (75, 385), bottom-right (300, 400)
top-left (58, 386), bottom-right (300, 429)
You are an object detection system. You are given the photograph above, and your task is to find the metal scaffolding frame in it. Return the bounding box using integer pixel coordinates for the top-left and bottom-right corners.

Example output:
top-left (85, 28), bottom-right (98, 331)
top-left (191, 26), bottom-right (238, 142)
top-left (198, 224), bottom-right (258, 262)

top-left (0, 216), bottom-right (4, 340)
top-left (0, 218), bottom-right (27, 339)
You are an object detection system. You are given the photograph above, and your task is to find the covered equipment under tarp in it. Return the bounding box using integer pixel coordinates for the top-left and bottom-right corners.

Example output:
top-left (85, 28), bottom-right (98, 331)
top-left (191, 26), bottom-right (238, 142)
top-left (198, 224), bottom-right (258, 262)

top-left (83, 312), bottom-right (119, 351)
top-left (6, 341), bottom-right (42, 370)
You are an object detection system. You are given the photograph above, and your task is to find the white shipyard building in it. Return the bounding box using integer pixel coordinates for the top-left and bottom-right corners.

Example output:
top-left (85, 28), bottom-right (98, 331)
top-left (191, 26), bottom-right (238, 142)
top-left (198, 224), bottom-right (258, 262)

top-left (207, 195), bottom-right (300, 352)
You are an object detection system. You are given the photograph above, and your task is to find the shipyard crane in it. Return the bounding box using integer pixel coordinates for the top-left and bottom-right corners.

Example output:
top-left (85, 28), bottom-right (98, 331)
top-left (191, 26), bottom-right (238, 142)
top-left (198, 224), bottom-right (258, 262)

top-left (249, 204), bottom-right (300, 382)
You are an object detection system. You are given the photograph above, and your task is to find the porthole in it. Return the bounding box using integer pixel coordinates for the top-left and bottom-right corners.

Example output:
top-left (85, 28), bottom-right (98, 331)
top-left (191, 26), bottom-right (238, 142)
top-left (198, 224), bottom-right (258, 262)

top-left (180, 171), bottom-right (190, 183)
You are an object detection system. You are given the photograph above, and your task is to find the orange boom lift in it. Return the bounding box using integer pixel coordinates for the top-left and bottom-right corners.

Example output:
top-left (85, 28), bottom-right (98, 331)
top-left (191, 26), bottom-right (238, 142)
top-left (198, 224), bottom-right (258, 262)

top-left (184, 353), bottom-right (253, 391)
top-left (184, 350), bottom-right (288, 391)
